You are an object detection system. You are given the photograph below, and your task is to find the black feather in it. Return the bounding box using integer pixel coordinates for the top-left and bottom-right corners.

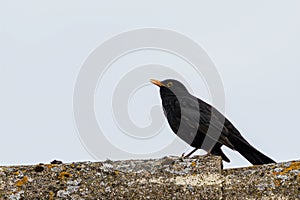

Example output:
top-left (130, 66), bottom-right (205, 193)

top-left (155, 79), bottom-right (275, 165)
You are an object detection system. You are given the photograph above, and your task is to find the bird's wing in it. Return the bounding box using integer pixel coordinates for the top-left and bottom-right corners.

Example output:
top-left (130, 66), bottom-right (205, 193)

top-left (179, 96), bottom-right (235, 149)
top-left (197, 99), bottom-right (253, 147)
top-left (198, 100), bottom-right (242, 136)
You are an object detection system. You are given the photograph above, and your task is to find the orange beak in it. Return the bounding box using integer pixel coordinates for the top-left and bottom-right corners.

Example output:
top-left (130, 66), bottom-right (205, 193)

top-left (150, 79), bottom-right (164, 87)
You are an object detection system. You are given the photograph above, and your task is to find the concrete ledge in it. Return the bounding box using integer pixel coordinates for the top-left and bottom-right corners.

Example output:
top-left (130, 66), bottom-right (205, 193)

top-left (223, 160), bottom-right (300, 199)
top-left (0, 156), bottom-right (299, 199)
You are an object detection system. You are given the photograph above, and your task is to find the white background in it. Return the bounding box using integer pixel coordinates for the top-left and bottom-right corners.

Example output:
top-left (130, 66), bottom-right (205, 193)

top-left (1, 1), bottom-right (299, 168)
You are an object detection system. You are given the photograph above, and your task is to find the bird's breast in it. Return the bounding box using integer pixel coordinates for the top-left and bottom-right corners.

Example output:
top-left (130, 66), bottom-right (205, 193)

top-left (162, 98), bottom-right (181, 133)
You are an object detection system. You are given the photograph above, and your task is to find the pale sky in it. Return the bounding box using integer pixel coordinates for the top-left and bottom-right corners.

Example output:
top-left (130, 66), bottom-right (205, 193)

top-left (1, 1), bottom-right (299, 168)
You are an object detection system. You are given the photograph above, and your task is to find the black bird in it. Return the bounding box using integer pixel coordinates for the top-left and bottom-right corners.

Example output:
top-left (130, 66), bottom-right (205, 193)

top-left (151, 79), bottom-right (275, 165)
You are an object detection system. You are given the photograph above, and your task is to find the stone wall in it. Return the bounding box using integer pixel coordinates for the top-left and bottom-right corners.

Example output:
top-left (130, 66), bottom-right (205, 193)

top-left (0, 156), bottom-right (299, 199)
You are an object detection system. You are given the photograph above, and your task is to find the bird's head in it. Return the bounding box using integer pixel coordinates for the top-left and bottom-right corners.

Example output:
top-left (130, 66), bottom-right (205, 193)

top-left (150, 79), bottom-right (189, 96)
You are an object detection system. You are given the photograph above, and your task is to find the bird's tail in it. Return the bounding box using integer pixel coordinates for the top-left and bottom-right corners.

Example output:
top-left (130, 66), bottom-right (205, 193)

top-left (229, 135), bottom-right (275, 165)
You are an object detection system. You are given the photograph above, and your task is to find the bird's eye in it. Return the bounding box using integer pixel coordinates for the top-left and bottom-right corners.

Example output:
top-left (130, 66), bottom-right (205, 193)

top-left (167, 82), bottom-right (173, 87)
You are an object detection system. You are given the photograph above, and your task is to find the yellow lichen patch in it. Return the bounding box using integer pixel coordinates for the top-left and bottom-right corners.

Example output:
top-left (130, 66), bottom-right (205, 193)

top-left (114, 170), bottom-right (120, 175)
top-left (284, 161), bottom-right (300, 172)
top-left (274, 179), bottom-right (281, 187)
top-left (45, 164), bottom-right (54, 169)
top-left (15, 176), bottom-right (28, 187)
top-left (14, 171), bottom-right (19, 176)
top-left (49, 191), bottom-right (54, 200)
top-left (273, 161), bottom-right (300, 176)
top-left (58, 172), bottom-right (72, 180)
top-left (272, 161), bottom-right (300, 187)
top-left (70, 163), bottom-right (75, 168)
top-left (191, 162), bottom-right (196, 167)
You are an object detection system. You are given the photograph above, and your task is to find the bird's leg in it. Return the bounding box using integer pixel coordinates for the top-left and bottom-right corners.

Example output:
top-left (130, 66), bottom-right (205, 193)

top-left (182, 148), bottom-right (198, 158)
top-left (204, 152), bottom-right (212, 157)
top-left (203, 149), bottom-right (213, 158)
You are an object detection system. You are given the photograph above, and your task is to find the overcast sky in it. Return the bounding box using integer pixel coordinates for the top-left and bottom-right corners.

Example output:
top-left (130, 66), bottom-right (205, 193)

top-left (1, 1), bottom-right (299, 168)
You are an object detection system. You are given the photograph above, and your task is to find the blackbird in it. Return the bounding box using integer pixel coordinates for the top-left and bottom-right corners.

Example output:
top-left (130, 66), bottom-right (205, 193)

top-left (151, 79), bottom-right (275, 165)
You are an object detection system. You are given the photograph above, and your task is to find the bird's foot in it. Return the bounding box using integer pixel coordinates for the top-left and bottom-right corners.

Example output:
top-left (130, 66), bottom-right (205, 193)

top-left (202, 152), bottom-right (213, 158)
top-left (190, 155), bottom-right (203, 159)
top-left (181, 148), bottom-right (198, 158)
top-left (188, 153), bottom-right (213, 160)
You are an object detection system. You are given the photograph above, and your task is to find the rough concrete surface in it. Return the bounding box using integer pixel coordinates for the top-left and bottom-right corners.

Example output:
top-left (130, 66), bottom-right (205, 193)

top-left (0, 156), bottom-right (299, 199)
